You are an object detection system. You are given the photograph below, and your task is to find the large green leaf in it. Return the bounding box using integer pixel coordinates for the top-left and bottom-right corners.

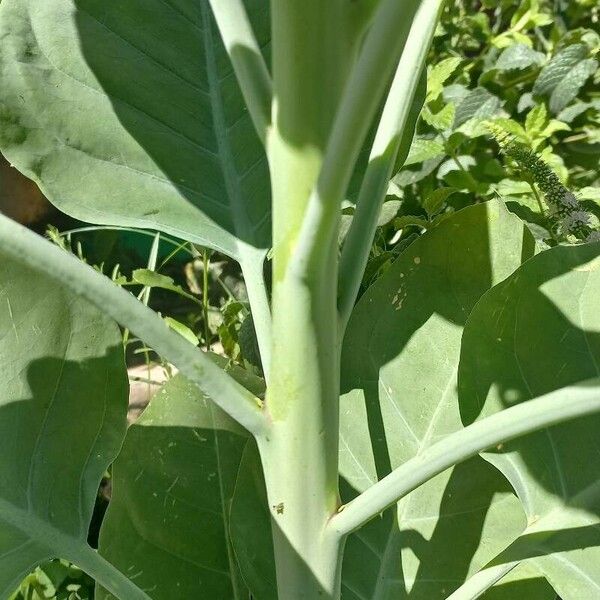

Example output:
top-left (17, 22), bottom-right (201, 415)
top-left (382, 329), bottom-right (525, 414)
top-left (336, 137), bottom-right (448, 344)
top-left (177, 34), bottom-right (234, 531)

top-left (0, 0), bottom-right (270, 260)
top-left (338, 200), bottom-right (553, 599)
top-left (0, 252), bottom-right (128, 596)
top-left (459, 242), bottom-right (600, 598)
top-left (98, 373), bottom-right (261, 599)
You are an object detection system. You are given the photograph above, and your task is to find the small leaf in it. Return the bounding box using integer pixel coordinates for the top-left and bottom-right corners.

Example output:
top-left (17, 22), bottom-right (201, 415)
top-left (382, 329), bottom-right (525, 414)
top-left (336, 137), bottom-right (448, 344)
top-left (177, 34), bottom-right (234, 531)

top-left (404, 137), bottom-right (445, 166)
top-left (422, 103), bottom-right (456, 131)
top-left (454, 88), bottom-right (502, 128)
top-left (132, 268), bottom-right (200, 304)
top-left (525, 103), bottom-right (548, 135)
top-left (427, 57), bottom-right (462, 102)
top-left (556, 102), bottom-right (591, 123)
top-left (377, 200), bottom-right (402, 227)
top-left (163, 317), bottom-right (199, 346)
top-left (393, 215), bottom-right (430, 230)
top-left (490, 118), bottom-right (528, 142)
top-left (578, 186), bottom-right (600, 205)
top-left (422, 187), bottom-right (458, 216)
top-left (495, 43), bottom-right (545, 71)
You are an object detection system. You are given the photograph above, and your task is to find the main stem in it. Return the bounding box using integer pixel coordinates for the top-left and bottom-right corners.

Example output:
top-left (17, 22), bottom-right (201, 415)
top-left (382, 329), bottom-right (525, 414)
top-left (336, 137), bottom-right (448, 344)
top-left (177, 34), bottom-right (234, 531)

top-left (258, 2), bottom-right (354, 598)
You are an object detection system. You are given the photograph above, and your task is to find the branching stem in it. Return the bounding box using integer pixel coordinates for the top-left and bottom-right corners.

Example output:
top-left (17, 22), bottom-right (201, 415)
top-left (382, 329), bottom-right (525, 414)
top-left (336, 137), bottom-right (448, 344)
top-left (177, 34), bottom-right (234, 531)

top-left (329, 380), bottom-right (600, 536)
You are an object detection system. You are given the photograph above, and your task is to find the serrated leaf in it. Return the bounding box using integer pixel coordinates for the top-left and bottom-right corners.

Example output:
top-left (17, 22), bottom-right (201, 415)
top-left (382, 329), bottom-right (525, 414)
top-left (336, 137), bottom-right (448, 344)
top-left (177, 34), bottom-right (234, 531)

top-left (496, 44), bottom-right (545, 71)
top-left (533, 44), bottom-right (589, 97)
top-left (490, 118), bottom-right (528, 142)
top-left (404, 138), bottom-right (445, 166)
top-left (459, 243), bottom-right (600, 599)
top-left (422, 103), bottom-right (456, 131)
top-left (0, 250), bottom-right (128, 596)
top-left (525, 104), bottom-right (548, 135)
top-left (454, 88), bottom-right (502, 128)
top-left (556, 102), bottom-right (591, 123)
top-left (427, 57), bottom-right (462, 103)
top-left (0, 0), bottom-right (271, 263)
top-left (549, 58), bottom-right (598, 114)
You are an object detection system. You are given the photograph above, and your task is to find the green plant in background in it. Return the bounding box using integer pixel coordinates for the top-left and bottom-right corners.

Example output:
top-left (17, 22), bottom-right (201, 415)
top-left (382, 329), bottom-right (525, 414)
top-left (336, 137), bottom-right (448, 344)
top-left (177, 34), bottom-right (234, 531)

top-left (0, 2), bottom-right (599, 600)
top-left (10, 561), bottom-right (94, 600)
top-left (381, 0), bottom-right (600, 258)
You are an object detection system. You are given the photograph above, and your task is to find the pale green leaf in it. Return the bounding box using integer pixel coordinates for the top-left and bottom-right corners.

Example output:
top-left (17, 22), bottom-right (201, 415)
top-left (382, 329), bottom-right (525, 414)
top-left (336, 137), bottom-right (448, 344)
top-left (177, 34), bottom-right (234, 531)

top-left (404, 137), bottom-right (445, 166)
top-left (0, 252), bottom-right (128, 596)
top-left (0, 0), bottom-right (270, 261)
top-left (132, 269), bottom-right (200, 305)
top-left (422, 103), bottom-right (456, 131)
top-left (459, 243), bottom-right (600, 598)
top-left (578, 186), bottom-right (600, 205)
top-left (339, 201), bottom-right (545, 599)
top-left (549, 58), bottom-right (598, 114)
top-left (163, 317), bottom-right (200, 346)
top-left (427, 57), bottom-right (462, 103)
top-left (98, 374), bottom-right (258, 599)
top-left (533, 44), bottom-right (596, 115)
top-left (490, 118), bottom-right (528, 143)
top-left (525, 104), bottom-right (548, 135)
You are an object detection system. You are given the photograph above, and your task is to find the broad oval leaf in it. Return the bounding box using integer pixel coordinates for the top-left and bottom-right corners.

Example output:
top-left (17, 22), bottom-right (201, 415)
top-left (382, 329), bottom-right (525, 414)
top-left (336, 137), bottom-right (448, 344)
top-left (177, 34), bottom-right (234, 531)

top-left (0, 252), bottom-right (128, 596)
top-left (459, 242), bottom-right (600, 598)
top-left (338, 200), bottom-right (550, 599)
top-left (0, 0), bottom-right (270, 259)
top-left (98, 373), bottom-right (260, 599)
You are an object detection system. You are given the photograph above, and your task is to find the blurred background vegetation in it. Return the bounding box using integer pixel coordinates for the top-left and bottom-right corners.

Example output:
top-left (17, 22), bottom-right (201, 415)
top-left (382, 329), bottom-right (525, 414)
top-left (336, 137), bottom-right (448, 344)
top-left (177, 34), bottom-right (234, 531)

top-left (1, 0), bottom-right (597, 597)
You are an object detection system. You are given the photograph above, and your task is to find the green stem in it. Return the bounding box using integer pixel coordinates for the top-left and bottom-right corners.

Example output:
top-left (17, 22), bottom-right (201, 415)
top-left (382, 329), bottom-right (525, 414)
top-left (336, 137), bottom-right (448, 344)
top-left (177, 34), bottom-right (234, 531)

top-left (444, 562), bottom-right (518, 600)
top-left (291, 0), bottom-right (423, 278)
top-left (263, 3), bottom-right (353, 597)
top-left (141, 233), bottom-right (161, 381)
top-left (122, 231), bottom-right (160, 347)
top-left (329, 379), bottom-right (600, 536)
top-left (240, 253), bottom-right (272, 381)
top-left (202, 248), bottom-right (211, 351)
top-left (529, 181), bottom-right (546, 215)
top-left (208, 0), bottom-right (272, 144)
top-left (0, 214), bottom-right (267, 436)
top-left (337, 0), bottom-right (444, 330)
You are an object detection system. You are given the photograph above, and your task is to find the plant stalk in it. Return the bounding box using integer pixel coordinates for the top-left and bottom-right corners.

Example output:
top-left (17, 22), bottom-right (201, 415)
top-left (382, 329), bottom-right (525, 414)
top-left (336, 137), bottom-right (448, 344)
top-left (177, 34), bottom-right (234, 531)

top-left (329, 380), bottom-right (600, 536)
top-left (0, 214), bottom-right (267, 436)
top-left (337, 0), bottom-right (444, 330)
top-left (261, 2), bottom-right (355, 596)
